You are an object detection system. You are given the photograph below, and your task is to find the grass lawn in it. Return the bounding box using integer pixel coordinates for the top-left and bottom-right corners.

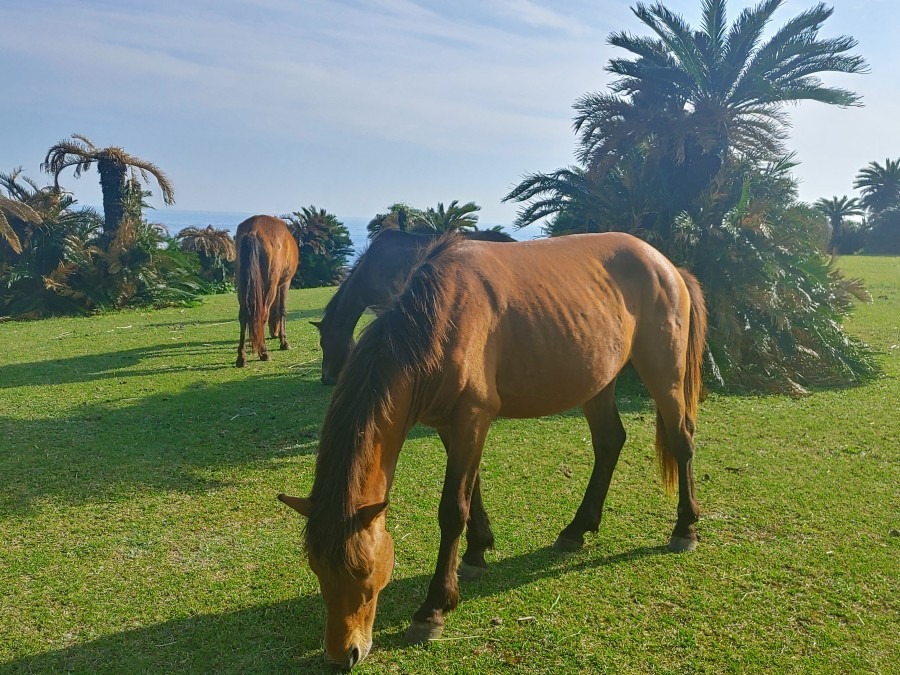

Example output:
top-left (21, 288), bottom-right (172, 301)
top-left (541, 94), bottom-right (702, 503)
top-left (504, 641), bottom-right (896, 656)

top-left (1, 256), bottom-right (897, 674)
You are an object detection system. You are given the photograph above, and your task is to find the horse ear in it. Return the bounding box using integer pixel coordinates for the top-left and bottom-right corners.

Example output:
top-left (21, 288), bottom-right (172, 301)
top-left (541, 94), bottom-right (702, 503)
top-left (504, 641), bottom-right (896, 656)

top-left (356, 501), bottom-right (389, 528)
top-left (277, 493), bottom-right (312, 517)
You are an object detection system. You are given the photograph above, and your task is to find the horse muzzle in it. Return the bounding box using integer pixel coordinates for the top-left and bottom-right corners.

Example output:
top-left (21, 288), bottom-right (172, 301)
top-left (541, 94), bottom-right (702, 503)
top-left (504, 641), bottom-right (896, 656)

top-left (324, 639), bottom-right (371, 671)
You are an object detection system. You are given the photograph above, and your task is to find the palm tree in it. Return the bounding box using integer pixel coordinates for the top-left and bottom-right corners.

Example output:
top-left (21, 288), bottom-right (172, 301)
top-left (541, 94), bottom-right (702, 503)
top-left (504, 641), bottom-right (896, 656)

top-left (285, 206), bottom-right (354, 287)
top-left (0, 197), bottom-right (38, 255)
top-left (421, 200), bottom-right (481, 233)
top-left (366, 203), bottom-right (428, 238)
top-left (573, 0), bottom-right (867, 192)
top-left (853, 158), bottom-right (900, 215)
top-left (177, 225), bottom-right (236, 283)
top-left (42, 134), bottom-right (175, 240)
top-left (814, 196), bottom-right (863, 252)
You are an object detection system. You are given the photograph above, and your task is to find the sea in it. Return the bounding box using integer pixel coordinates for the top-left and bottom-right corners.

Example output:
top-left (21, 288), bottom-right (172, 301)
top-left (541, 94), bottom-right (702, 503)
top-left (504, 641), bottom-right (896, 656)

top-left (142, 208), bottom-right (544, 257)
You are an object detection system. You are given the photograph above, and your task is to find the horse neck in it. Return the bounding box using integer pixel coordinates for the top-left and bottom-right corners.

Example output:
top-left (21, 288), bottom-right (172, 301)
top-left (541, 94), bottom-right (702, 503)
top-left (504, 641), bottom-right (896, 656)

top-left (359, 376), bottom-right (415, 504)
top-left (323, 275), bottom-right (368, 337)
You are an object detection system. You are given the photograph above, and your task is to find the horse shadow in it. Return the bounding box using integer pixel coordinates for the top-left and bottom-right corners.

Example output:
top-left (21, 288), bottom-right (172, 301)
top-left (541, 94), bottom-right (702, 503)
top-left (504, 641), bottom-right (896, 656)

top-left (2, 544), bottom-right (665, 674)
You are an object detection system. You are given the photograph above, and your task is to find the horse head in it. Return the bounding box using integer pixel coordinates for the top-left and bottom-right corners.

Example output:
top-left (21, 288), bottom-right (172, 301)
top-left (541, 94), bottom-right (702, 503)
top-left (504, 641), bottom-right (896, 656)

top-left (277, 494), bottom-right (393, 670)
top-left (311, 320), bottom-right (355, 386)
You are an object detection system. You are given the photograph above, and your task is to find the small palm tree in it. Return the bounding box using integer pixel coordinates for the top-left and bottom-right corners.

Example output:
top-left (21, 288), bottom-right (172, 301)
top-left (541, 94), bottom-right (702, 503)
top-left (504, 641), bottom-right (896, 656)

top-left (853, 158), bottom-right (900, 215)
top-left (42, 134), bottom-right (175, 239)
top-left (421, 200), bottom-right (481, 233)
top-left (366, 203), bottom-right (428, 238)
top-left (177, 225), bottom-right (236, 283)
top-left (814, 196), bottom-right (863, 252)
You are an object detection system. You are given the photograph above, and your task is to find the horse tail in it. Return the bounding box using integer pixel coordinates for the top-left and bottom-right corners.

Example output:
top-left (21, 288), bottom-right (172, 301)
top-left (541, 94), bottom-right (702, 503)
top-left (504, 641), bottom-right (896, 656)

top-left (239, 234), bottom-right (267, 356)
top-left (656, 268), bottom-right (708, 492)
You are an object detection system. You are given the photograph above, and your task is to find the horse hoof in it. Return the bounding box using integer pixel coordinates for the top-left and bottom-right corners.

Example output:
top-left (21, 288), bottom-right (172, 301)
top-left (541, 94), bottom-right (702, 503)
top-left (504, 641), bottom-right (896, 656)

top-left (667, 535), bottom-right (698, 553)
top-left (553, 536), bottom-right (583, 553)
top-left (235, 359), bottom-right (245, 368)
top-left (280, 343), bottom-right (290, 351)
top-left (259, 352), bottom-right (270, 361)
top-left (404, 620), bottom-right (443, 645)
top-left (458, 561), bottom-right (487, 581)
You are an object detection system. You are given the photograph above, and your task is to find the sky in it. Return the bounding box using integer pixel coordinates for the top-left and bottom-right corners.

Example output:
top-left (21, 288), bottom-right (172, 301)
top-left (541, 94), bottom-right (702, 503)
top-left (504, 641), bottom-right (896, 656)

top-left (2, 0), bottom-right (899, 230)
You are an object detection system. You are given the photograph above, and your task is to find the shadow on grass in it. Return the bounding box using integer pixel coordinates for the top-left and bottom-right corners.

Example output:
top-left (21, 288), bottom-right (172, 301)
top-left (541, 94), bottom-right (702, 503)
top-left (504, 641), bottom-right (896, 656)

top-left (0, 340), bottom-right (244, 389)
top-left (0, 361), bottom-right (331, 515)
top-left (1, 544), bottom-right (665, 674)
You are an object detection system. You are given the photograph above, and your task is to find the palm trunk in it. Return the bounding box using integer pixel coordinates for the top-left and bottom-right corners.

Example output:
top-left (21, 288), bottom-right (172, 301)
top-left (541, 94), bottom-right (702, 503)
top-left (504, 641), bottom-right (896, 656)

top-left (97, 159), bottom-right (127, 240)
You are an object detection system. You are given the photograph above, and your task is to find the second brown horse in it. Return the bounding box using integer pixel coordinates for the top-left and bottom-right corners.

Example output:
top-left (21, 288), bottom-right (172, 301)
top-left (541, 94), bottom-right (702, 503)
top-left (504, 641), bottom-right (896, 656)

top-left (234, 215), bottom-right (299, 367)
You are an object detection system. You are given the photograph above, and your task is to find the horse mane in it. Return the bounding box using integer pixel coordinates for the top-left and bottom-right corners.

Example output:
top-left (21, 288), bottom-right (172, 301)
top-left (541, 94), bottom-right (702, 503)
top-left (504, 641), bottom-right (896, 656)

top-left (305, 233), bottom-right (466, 570)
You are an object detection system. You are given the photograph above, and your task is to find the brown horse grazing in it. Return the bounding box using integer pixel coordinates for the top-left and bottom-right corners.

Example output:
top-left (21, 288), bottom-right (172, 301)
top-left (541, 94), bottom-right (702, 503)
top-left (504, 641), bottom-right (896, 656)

top-left (234, 215), bottom-right (299, 367)
top-left (278, 232), bottom-right (707, 669)
top-left (312, 228), bottom-right (514, 384)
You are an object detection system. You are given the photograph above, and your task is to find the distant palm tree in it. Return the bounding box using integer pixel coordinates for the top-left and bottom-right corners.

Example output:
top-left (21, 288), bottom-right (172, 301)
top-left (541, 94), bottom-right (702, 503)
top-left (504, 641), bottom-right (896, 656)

top-left (285, 206), bottom-right (354, 287)
top-left (814, 195), bottom-right (863, 252)
top-left (853, 158), bottom-right (900, 215)
top-left (177, 225), bottom-right (236, 283)
top-left (366, 203), bottom-right (428, 238)
top-left (42, 134), bottom-right (175, 239)
top-left (421, 200), bottom-right (481, 233)
top-left (177, 225), bottom-right (236, 261)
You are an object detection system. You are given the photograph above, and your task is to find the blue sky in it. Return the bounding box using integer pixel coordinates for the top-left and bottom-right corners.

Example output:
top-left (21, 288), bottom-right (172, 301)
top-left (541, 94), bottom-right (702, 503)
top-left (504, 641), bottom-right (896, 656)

top-left (2, 0), bottom-right (898, 227)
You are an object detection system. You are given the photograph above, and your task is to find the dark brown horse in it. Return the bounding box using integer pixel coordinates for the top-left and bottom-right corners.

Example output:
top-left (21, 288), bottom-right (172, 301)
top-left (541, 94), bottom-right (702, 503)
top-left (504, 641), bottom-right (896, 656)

top-left (234, 215), bottom-right (299, 367)
top-left (279, 232), bottom-right (707, 669)
top-left (312, 228), bottom-right (513, 384)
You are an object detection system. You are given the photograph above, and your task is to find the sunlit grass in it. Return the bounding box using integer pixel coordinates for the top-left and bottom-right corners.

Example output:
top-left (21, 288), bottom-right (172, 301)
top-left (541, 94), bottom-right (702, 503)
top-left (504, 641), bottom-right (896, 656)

top-left (1, 257), bottom-right (896, 673)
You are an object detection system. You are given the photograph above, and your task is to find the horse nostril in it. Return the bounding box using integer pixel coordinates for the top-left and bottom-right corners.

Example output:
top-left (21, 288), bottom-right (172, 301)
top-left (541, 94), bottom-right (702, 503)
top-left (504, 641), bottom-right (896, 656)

top-left (348, 646), bottom-right (361, 668)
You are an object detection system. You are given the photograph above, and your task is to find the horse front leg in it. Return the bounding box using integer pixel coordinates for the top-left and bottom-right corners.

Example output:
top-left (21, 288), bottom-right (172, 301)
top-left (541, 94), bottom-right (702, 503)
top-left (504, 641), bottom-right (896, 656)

top-left (436, 429), bottom-right (495, 580)
top-left (406, 411), bottom-right (492, 644)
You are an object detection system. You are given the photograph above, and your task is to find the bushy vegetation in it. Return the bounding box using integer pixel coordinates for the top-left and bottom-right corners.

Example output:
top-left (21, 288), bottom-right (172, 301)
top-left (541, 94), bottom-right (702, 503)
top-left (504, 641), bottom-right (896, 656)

top-left (1, 140), bottom-right (356, 317)
top-left (284, 206), bottom-right (354, 288)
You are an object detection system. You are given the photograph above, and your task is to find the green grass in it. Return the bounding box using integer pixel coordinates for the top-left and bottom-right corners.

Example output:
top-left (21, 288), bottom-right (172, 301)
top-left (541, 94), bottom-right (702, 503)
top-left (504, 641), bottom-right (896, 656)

top-left (1, 257), bottom-right (897, 674)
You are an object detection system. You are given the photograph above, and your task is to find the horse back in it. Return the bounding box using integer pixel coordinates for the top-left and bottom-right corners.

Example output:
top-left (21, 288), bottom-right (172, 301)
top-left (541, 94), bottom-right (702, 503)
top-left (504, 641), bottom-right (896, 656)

top-left (420, 233), bottom-right (694, 419)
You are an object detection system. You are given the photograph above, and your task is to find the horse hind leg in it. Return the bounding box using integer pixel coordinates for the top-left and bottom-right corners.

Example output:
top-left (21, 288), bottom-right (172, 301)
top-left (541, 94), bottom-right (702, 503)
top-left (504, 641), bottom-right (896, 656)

top-left (275, 281), bottom-right (290, 350)
top-left (555, 380), bottom-right (626, 552)
top-left (633, 354), bottom-right (700, 553)
top-left (236, 309), bottom-right (248, 368)
top-left (657, 402), bottom-right (700, 552)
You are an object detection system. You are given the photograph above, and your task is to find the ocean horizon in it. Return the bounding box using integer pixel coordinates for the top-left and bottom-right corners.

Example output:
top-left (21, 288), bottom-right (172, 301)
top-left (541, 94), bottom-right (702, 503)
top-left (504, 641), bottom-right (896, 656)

top-left (132, 207), bottom-right (545, 254)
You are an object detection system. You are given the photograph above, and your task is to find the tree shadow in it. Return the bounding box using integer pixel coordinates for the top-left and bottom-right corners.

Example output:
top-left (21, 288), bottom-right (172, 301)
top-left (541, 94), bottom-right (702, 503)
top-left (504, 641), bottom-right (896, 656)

top-left (1, 544), bottom-right (665, 674)
top-left (0, 367), bottom-right (329, 515)
top-left (0, 340), bottom-right (239, 389)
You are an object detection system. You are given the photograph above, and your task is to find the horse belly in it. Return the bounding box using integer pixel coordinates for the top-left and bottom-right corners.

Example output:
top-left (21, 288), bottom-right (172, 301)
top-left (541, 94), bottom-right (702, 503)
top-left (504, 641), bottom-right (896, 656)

top-left (492, 316), bottom-right (629, 419)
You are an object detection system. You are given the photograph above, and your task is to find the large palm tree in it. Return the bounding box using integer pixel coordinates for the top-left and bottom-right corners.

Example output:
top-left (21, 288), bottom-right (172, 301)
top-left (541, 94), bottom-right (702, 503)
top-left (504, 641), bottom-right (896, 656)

top-left (42, 134), bottom-right (175, 239)
top-left (853, 158), bottom-right (900, 215)
top-left (814, 195), bottom-right (863, 252)
top-left (574, 0), bottom-right (867, 186)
